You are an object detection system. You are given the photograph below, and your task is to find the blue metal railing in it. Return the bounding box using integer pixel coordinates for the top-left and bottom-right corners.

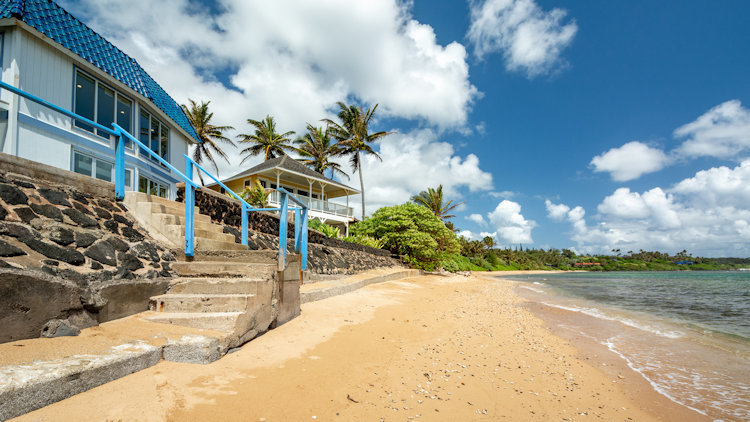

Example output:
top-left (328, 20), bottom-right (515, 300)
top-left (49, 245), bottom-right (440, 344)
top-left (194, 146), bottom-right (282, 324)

top-left (184, 157), bottom-right (309, 270)
top-left (0, 80), bottom-right (308, 270)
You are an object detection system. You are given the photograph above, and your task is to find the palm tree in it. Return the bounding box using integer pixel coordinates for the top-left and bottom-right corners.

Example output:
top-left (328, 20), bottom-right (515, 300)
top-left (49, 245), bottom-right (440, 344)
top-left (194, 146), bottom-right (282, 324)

top-left (181, 99), bottom-right (235, 185)
top-left (323, 102), bottom-right (391, 220)
top-left (237, 115), bottom-right (295, 163)
top-left (411, 185), bottom-right (465, 221)
top-left (294, 124), bottom-right (349, 180)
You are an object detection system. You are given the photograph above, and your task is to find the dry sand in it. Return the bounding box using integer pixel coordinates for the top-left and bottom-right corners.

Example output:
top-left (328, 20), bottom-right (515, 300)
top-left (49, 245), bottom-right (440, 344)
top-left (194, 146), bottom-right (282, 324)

top-left (14, 273), bottom-right (702, 421)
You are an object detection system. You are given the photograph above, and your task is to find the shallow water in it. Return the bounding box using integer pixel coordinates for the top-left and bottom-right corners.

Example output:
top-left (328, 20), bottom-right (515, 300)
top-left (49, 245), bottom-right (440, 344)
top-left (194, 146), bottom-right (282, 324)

top-left (498, 271), bottom-right (750, 421)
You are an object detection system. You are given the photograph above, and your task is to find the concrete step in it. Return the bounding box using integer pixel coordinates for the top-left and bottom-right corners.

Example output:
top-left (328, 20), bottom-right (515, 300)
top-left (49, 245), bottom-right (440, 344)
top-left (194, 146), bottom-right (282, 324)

top-left (149, 293), bottom-right (255, 313)
top-left (168, 277), bottom-right (269, 294)
top-left (166, 224), bottom-right (236, 243)
top-left (153, 213), bottom-right (214, 227)
top-left (170, 261), bottom-right (277, 278)
top-left (142, 311), bottom-right (243, 332)
top-left (174, 250), bottom-right (279, 262)
top-left (137, 201), bottom-right (204, 219)
top-left (179, 236), bottom-right (247, 251)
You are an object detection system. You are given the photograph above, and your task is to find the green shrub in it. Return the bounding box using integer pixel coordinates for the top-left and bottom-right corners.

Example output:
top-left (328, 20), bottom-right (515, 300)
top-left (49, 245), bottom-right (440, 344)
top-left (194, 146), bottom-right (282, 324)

top-left (351, 203), bottom-right (459, 269)
top-left (308, 219), bottom-right (340, 238)
top-left (239, 180), bottom-right (269, 208)
top-left (343, 235), bottom-right (385, 249)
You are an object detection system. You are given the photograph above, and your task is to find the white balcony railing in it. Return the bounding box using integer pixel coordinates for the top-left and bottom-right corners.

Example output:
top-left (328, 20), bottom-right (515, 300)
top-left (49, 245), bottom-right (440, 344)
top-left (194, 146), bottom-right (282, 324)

top-left (268, 191), bottom-right (353, 218)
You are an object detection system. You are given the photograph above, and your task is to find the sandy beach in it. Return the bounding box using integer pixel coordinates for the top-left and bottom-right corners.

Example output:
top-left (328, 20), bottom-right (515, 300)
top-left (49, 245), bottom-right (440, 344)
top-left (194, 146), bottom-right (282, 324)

top-left (14, 272), bottom-right (704, 421)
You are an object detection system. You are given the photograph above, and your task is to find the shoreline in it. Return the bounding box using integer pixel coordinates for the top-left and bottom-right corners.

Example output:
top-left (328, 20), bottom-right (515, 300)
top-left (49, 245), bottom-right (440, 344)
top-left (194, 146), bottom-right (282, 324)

top-left (479, 273), bottom-right (709, 421)
top-left (16, 273), bottom-right (686, 421)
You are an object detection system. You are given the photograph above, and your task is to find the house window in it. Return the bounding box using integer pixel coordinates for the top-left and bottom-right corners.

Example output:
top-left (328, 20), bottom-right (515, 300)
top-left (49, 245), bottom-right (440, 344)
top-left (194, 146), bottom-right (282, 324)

top-left (72, 151), bottom-right (131, 187)
top-left (138, 175), bottom-right (167, 198)
top-left (73, 70), bottom-right (133, 140)
top-left (311, 193), bottom-right (319, 199)
top-left (298, 190), bottom-right (309, 197)
top-left (244, 179), bottom-right (251, 188)
top-left (138, 110), bottom-right (169, 165)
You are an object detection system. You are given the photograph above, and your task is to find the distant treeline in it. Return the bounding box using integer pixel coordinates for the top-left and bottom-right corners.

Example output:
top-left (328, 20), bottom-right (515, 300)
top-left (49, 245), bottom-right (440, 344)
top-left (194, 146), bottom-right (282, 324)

top-left (451, 239), bottom-right (750, 272)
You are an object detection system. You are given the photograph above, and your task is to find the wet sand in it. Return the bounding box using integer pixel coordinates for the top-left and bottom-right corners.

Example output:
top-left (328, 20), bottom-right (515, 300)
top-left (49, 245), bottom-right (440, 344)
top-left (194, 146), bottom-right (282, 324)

top-left (15, 273), bottom-right (699, 421)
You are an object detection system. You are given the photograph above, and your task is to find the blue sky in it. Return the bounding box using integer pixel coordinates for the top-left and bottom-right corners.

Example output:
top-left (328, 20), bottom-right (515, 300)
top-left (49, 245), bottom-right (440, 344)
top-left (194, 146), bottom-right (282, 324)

top-left (64, 0), bottom-right (750, 256)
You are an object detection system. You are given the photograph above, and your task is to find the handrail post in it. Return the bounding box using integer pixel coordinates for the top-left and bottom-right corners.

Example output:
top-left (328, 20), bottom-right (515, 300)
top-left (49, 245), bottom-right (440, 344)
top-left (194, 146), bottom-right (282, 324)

top-left (185, 160), bottom-right (195, 258)
top-left (300, 207), bottom-right (308, 271)
top-left (241, 202), bottom-right (249, 247)
top-left (114, 129), bottom-right (125, 200)
top-left (294, 207), bottom-right (302, 253)
top-left (278, 191), bottom-right (288, 272)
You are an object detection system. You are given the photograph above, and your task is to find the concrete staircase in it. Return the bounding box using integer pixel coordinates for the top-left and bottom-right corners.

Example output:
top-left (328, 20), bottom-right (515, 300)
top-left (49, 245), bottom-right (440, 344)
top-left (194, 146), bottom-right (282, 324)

top-left (122, 192), bottom-right (302, 353)
top-left (123, 191), bottom-right (245, 251)
top-left (143, 250), bottom-right (301, 352)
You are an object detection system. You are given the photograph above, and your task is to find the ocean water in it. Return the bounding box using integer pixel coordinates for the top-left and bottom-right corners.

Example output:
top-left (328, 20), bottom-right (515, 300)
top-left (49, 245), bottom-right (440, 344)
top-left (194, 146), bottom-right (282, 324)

top-left (500, 271), bottom-right (750, 421)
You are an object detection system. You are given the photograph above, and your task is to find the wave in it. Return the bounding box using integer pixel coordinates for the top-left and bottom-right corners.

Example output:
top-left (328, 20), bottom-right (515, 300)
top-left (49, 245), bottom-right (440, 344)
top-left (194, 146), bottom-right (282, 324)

top-left (540, 302), bottom-right (685, 339)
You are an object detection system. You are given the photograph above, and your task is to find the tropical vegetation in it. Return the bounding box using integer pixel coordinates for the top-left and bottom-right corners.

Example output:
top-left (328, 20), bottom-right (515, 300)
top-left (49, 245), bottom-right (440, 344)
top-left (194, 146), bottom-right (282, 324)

top-left (294, 124), bottom-right (348, 179)
top-left (411, 184), bottom-right (464, 221)
top-left (237, 115), bottom-right (295, 162)
top-left (323, 102), bottom-right (392, 220)
top-left (182, 99), bottom-right (235, 185)
top-left (240, 180), bottom-right (270, 208)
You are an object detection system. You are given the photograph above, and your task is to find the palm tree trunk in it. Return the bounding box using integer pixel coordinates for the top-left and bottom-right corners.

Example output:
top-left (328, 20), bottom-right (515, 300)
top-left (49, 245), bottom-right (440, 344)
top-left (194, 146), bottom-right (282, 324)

top-left (357, 150), bottom-right (365, 221)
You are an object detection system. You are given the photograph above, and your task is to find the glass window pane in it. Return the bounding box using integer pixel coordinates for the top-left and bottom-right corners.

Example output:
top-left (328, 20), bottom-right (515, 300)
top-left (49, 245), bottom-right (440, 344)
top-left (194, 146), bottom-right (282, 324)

top-left (96, 85), bottom-right (115, 137)
top-left (150, 116), bottom-right (159, 161)
top-left (117, 96), bottom-right (133, 148)
top-left (73, 153), bottom-right (92, 176)
top-left (95, 159), bottom-right (113, 182)
top-left (160, 125), bottom-right (169, 161)
top-left (157, 185), bottom-right (167, 198)
top-left (124, 169), bottom-right (132, 188)
top-left (149, 180), bottom-right (158, 194)
top-left (138, 175), bottom-right (148, 193)
top-left (139, 110), bottom-right (150, 158)
top-left (74, 72), bottom-right (95, 132)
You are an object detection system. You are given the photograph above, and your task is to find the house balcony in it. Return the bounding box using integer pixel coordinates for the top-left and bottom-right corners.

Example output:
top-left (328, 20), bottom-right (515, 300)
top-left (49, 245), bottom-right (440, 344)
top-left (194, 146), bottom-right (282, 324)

top-left (268, 191), bottom-right (354, 221)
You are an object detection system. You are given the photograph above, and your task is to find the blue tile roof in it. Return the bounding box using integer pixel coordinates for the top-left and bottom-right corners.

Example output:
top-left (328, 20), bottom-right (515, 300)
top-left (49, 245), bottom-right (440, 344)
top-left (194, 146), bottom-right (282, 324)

top-left (1, 0), bottom-right (200, 142)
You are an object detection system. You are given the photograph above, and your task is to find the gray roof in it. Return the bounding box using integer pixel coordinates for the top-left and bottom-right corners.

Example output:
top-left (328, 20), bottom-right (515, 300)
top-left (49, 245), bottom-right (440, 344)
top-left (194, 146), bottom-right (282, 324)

top-left (219, 155), bottom-right (359, 194)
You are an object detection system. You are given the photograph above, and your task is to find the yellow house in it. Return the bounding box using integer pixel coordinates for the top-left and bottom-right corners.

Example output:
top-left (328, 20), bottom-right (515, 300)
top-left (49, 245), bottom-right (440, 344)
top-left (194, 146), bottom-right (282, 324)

top-left (207, 155), bottom-right (359, 233)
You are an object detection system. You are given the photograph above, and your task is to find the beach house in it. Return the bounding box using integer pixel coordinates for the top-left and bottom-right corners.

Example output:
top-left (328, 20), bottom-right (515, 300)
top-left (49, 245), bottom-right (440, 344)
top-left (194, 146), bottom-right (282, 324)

top-left (208, 155), bottom-right (359, 233)
top-left (0, 0), bottom-right (199, 200)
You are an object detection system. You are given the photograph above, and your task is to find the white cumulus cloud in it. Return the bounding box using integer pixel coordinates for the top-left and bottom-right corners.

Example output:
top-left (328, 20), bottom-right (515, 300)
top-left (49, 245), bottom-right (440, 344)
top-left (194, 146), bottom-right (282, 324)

top-left (61, 0), bottom-right (480, 180)
top-left (467, 0), bottom-right (577, 77)
top-left (487, 200), bottom-right (536, 244)
top-left (466, 213), bottom-right (488, 226)
top-left (674, 100), bottom-right (750, 159)
top-left (590, 141), bottom-right (670, 182)
top-left (550, 159), bottom-right (750, 256)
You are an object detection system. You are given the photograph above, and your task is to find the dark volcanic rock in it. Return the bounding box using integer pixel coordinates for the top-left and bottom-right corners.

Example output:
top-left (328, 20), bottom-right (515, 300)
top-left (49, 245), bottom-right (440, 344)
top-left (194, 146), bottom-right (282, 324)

top-left (41, 319), bottom-right (80, 338)
top-left (0, 183), bottom-right (28, 205)
top-left (97, 199), bottom-right (118, 212)
top-left (62, 208), bottom-right (99, 228)
top-left (12, 180), bottom-right (35, 189)
top-left (74, 231), bottom-right (97, 248)
top-left (121, 226), bottom-right (144, 242)
top-left (22, 237), bottom-right (85, 265)
top-left (224, 225), bottom-right (241, 243)
top-left (14, 206), bottom-right (39, 223)
top-left (72, 201), bottom-right (92, 214)
top-left (132, 241), bottom-right (160, 262)
top-left (0, 203), bottom-right (7, 220)
top-left (30, 203), bottom-right (64, 221)
top-left (113, 213), bottom-right (132, 226)
top-left (103, 219), bottom-right (119, 234)
top-left (93, 207), bottom-right (112, 219)
top-left (116, 202), bottom-right (128, 212)
top-left (2, 222), bottom-right (37, 239)
top-left (106, 236), bottom-right (130, 252)
top-left (0, 239), bottom-right (26, 257)
top-left (38, 188), bottom-right (71, 207)
top-left (42, 259), bottom-right (59, 266)
top-left (160, 251), bottom-right (176, 261)
top-left (45, 225), bottom-right (75, 246)
top-left (70, 191), bottom-right (90, 204)
top-left (117, 251), bottom-right (143, 271)
top-left (90, 261), bottom-right (103, 270)
top-left (84, 240), bottom-right (117, 266)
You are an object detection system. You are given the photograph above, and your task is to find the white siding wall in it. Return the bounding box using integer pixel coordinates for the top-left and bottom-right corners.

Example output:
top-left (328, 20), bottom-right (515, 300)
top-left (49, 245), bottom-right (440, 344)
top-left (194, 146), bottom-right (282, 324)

top-left (17, 123), bottom-right (70, 169)
top-left (15, 29), bottom-right (73, 130)
top-left (170, 130), bottom-right (189, 174)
